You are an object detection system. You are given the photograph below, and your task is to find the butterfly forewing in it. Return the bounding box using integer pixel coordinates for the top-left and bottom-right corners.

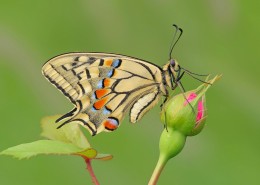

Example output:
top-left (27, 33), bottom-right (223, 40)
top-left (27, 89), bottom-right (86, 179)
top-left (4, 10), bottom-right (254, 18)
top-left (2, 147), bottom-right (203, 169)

top-left (42, 52), bottom-right (166, 135)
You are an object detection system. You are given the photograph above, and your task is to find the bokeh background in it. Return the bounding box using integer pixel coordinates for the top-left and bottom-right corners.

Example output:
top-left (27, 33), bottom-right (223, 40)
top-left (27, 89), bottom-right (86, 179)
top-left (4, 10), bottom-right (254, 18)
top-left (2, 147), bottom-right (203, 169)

top-left (1, 1), bottom-right (259, 185)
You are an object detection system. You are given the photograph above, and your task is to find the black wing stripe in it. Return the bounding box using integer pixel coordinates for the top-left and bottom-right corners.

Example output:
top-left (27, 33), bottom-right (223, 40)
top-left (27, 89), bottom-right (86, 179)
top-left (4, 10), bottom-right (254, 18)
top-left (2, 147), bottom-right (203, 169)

top-left (62, 65), bottom-right (68, 71)
top-left (86, 69), bottom-right (91, 79)
top-left (78, 83), bottom-right (85, 94)
top-left (134, 61), bottom-right (156, 80)
top-left (135, 88), bottom-right (160, 121)
top-left (73, 119), bottom-right (97, 136)
top-left (99, 59), bottom-right (104, 66)
top-left (112, 83), bottom-right (160, 113)
top-left (56, 107), bottom-right (77, 123)
top-left (45, 74), bottom-right (75, 103)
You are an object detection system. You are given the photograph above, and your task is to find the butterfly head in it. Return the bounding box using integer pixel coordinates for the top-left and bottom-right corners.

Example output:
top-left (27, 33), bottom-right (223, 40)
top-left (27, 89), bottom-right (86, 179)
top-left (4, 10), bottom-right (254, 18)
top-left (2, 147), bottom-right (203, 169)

top-left (163, 59), bottom-right (183, 90)
top-left (169, 59), bottom-right (178, 69)
top-left (169, 59), bottom-right (181, 77)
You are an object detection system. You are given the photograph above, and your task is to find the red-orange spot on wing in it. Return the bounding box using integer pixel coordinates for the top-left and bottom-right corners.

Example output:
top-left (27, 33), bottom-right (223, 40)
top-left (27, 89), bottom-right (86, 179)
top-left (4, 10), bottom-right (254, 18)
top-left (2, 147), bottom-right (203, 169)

top-left (104, 120), bottom-right (117, 130)
top-left (105, 59), bottom-right (113, 66)
top-left (95, 89), bottom-right (109, 99)
top-left (103, 78), bottom-right (110, 87)
top-left (93, 97), bottom-right (108, 110)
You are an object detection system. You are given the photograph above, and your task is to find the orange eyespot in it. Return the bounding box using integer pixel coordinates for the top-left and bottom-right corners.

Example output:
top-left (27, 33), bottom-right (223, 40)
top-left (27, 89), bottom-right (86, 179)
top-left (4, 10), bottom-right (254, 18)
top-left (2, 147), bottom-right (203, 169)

top-left (103, 78), bottom-right (110, 87)
top-left (93, 97), bottom-right (108, 110)
top-left (105, 59), bottom-right (113, 66)
top-left (95, 89), bottom-right (109, 99)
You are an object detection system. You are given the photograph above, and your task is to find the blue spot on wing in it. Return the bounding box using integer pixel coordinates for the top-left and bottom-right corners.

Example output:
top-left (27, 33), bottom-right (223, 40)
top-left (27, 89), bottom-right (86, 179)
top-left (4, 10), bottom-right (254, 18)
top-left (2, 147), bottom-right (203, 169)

top-left (103, 107), bottom-right (112, 115)
top-left (97, 79), bottom-right (103, 89)
top-left (92, 93), bottom-right (97, 100)
top-left (107, 69), bottom-right (114, 77)
top-left (112, 59), bottom-right (121, 68)
top-left (91, 107), bottom-right (97, 112)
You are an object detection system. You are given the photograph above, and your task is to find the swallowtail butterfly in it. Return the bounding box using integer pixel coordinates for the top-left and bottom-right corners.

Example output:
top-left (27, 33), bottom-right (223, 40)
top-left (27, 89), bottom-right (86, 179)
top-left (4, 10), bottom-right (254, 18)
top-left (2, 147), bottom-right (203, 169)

top-left (42, 25), bottom-right (203, 135)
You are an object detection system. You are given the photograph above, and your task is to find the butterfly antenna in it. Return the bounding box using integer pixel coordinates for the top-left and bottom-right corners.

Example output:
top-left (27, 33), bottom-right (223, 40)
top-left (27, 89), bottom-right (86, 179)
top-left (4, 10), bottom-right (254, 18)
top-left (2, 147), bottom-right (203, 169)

top-left (169, 24), bottom-right (183, 60)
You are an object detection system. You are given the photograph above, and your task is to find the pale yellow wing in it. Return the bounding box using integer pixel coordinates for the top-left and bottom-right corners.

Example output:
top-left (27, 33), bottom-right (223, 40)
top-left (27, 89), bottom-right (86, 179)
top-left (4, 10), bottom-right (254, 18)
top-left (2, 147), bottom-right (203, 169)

top-left (42, 52), bottom-right (166, 135)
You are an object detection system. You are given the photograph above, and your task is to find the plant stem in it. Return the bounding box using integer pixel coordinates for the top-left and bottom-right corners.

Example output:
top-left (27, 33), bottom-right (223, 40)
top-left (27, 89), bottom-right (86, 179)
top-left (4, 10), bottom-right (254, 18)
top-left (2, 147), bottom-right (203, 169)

top-left (84, 158), bottom-right (100, 185)
top-left (148, 154), bottom-right (168, 185)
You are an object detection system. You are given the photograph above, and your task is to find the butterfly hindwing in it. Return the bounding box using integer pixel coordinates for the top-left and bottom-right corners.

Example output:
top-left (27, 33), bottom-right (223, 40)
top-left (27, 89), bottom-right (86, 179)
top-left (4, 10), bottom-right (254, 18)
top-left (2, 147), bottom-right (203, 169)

top-left (42, 52), bottom-right (165, 135)
top-left (130, 86), bottom-right (161, 123)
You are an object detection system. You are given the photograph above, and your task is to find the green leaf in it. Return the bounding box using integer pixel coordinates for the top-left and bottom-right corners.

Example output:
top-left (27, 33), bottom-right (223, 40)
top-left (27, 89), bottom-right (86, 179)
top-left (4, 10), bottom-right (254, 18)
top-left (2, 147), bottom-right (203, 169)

top-left (0, 140), bottom-right (84, 159)
top-left (41, 115), bottom-right (90, 149)
top-left (95, 153), bottom-right (113, 161)
top-left (76, 148), bottom-right (97, 159)
top-left (1, 115), bottom-right (112, 161)
top-left (75, 149), bottom-right (113, 161)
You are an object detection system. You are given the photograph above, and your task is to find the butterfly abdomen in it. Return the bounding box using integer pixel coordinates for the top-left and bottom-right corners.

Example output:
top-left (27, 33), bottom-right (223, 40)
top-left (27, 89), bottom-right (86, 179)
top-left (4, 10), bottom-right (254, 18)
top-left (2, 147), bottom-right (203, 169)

top-left (130, 87), bottom-right (160, 123)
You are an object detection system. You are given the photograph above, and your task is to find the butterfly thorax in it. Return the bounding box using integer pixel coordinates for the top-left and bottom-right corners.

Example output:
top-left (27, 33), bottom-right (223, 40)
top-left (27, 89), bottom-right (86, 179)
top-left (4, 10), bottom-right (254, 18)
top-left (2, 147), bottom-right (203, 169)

top-left (162, 59), bottom-right (181, 90)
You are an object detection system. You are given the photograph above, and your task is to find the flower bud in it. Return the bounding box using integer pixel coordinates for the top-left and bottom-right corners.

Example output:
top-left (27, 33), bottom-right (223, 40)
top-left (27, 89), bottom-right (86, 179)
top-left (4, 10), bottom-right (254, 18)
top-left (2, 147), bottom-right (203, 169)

top-left (160, 84), bottom-right (209, 136)
top-left (150, 76), bottom-right (220, 184)
top-left (159, 75), bottom-right (220, 161)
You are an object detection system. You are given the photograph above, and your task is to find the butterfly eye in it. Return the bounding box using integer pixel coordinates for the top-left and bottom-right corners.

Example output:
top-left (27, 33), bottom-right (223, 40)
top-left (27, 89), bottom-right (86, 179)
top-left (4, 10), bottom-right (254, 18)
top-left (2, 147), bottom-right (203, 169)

top-left (170, 59), bottom-right (175, 67)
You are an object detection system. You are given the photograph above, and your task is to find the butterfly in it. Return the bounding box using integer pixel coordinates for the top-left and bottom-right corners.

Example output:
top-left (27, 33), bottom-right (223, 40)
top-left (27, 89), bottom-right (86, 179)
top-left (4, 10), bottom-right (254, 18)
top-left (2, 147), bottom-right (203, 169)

top-left (42, 25), bottom-right (201, 135)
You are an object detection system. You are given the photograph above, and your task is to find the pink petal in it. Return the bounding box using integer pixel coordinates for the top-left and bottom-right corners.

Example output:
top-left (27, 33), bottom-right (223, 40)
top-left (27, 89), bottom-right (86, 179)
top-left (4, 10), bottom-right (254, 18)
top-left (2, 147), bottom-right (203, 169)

top-left (184, 93), bottom-right (197, 106)
top-left (196, 100), bottom-right (204, 122)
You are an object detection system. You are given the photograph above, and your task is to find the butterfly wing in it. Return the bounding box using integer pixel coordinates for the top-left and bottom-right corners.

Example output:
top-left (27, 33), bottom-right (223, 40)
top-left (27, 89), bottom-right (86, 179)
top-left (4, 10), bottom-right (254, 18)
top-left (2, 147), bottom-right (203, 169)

top-left (42, 52), bottom-right (166, 135)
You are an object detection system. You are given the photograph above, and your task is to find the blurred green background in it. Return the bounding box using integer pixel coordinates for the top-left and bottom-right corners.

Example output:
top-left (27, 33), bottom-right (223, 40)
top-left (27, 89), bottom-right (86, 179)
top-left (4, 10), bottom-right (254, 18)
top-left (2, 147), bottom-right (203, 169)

top-left (0, 1), bottom-right (259, 185)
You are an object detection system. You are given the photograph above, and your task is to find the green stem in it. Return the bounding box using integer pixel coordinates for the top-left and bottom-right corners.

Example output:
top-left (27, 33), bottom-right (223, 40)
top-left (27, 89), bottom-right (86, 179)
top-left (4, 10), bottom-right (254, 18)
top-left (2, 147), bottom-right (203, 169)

top-left (148, 154), bottom-right (168, 185)
top-left (149, 129), bottom-right (186, 184)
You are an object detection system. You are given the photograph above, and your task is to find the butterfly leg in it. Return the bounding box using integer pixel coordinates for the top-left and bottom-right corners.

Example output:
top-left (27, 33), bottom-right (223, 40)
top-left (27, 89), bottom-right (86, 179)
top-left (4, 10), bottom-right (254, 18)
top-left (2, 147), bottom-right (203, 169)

top-left (177, 71), bottom-right (185, 81)
top-left (164, 118), bottom-right (169, 132)
top-left (160, 99), bottom-right (169, 132)
top-left (160, 96), bottom-right (168, 110)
